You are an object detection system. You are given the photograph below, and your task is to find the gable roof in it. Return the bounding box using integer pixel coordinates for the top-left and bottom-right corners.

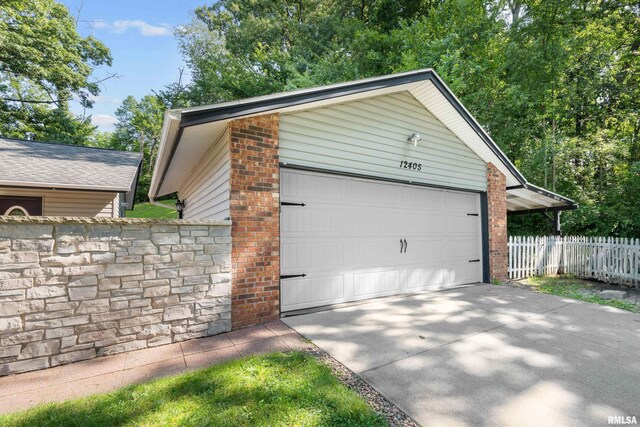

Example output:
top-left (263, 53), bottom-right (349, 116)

top-left (0, 137), bottom-right (142, 207)
top-left (149, 69), bottom-right (575, 213)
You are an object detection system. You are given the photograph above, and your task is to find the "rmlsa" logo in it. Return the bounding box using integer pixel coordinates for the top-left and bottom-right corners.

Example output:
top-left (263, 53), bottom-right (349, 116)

top-left (609, 416), bottom-right (638, 425)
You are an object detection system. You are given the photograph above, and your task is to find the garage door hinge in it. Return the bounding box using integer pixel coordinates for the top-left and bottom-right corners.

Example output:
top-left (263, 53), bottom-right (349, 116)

top-left (467, 213), bottom-right (479, 216)
top-left (468, 259), bottom-right (480, 263)
top-left (280, 274), bottom-right (307, 279)
top-left (281, 202), bottom-right (306, 207)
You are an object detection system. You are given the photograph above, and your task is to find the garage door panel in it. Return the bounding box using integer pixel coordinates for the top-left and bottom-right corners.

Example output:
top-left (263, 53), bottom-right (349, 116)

top-left (445, 191), bottom-right (478, 211)
top-left (347, 208), bottom-right (403, 236)
top-left (445, 214), bottom-right (480, 234)
top-left (281, 206), bottom-right (345, 235)
top-left (441, 238), bottom-right (481, 259)
top-left (281, 275), bottom-right (345, 309)
top-left (283, 207), bottom-right (404, 237)
top-left (403, 237), bottom-right (445, 263)
top-left (281, 242), bottom-right (344, 271)
top-left (448, 262), bottom-right (482, 285)
top-left (350, 238), bottom-right (404, 268)
top-left (404, 212), bottom-right (445, 235)
top-left (401, 186), bottom-right (443, 210)
top-left (406, 266), bottom-right (445, 289)
top-left (282, 171), bottom-right (345, 202)
top-left (353, 270), bottom-right (401, 297)
top-left (282, 237), bottom-right (405, 272)
top-left (281, 169), bottom-right (483, 312)
top-left (347, 179), bottom-right (399, 206)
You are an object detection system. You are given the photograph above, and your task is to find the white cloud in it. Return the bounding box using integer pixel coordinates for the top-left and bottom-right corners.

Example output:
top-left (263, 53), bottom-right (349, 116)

top-left (92, 20), bottom-right (110, 30)
top-left (72, 93), bottom-right (121, 106)
top-left (92, 114), bottom-right (118, 131)
top-left (92, 19), bottom-right (171, 37)
top-left (90, 94), bottom-right (122, 105)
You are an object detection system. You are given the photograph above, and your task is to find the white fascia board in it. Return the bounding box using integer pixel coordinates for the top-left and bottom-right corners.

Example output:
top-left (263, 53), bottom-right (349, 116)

top-left (149, 110), bottom-right (181, 198)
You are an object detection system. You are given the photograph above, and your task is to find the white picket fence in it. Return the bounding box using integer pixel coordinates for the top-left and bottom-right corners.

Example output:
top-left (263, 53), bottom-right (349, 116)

top-left (508, 236), bottom-right (640, 287)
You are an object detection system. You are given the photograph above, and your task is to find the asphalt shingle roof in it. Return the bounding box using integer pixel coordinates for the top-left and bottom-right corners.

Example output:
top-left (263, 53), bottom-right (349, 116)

top-left (0, 137), bottom-right (142, 192)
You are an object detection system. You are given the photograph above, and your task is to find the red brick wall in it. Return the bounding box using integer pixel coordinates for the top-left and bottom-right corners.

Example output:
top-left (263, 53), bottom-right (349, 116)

top-left (229, 114), bottom-right (280, 329)
top-left (487, 162), bottom-right (508, 281)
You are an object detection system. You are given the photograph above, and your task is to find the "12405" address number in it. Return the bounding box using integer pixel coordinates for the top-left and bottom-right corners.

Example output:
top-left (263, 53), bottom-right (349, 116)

top-left (399, 160), bottom-right (422, 171)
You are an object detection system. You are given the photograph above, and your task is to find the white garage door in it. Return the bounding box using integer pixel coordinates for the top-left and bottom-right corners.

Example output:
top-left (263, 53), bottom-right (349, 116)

top-left (280, 169), bottom-right (483, 312)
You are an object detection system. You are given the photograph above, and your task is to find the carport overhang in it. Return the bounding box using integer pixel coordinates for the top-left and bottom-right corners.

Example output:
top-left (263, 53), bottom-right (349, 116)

top-left (506, 183), bottom-right (577, 215)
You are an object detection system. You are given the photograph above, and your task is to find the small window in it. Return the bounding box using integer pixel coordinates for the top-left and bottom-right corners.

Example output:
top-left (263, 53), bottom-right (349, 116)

top-left (0, 196), bottom-right (43, 216)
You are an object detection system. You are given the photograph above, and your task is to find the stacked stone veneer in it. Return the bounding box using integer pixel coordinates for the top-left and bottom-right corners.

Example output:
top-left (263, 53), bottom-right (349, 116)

top-left (0, 217), bottom-right (232, 376)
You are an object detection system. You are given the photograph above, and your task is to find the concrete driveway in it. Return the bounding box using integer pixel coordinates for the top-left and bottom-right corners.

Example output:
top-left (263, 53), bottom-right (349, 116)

top-left (283, 284), bottom-right (640, 426)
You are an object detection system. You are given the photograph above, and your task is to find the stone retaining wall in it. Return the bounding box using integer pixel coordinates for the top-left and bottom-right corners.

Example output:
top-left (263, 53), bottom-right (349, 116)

top-left (0, 217), bottom-right (232, 376)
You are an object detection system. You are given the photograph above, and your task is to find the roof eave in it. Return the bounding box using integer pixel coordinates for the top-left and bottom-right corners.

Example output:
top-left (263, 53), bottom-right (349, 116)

top-left (507, 204), bottom-right (579, 216)
top-left (0, 181), bottom-right (129, 193)
top-left (124, 155), bottom-right (144, 210)
top-left (150, 69), bottom-right (575, 200)
top-left (148, 110), bottom-right (182, 199)
top-left (179, 69), bottom-right (438, 128)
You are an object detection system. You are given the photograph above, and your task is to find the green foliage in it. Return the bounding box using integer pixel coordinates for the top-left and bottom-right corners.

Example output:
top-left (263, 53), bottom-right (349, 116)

top-left (516, 275), bottom-right (640, 313)
top-left (5, 0), bottom-right (635, 232)
top-left (0, 0), bottom-right (112, 143)
top-left (173, 0), bottom-right (640, 237)
top-left (0, 352), bottom-right (386, 427)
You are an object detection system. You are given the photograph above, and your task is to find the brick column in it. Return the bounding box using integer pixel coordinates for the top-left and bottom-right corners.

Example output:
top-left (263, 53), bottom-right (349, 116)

top-left (487, 162), bottom-right (508, 281)
top-left (229, 114), bottom-right (280, 329)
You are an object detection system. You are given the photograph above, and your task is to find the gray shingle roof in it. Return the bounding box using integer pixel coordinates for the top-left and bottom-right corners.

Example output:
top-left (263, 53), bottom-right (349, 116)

top-left (0, 137), bottom-right (142, 192)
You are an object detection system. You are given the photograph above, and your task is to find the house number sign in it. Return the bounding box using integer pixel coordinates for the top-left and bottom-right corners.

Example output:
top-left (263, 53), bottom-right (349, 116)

top-left (399, 160), bottom-right (422, 171)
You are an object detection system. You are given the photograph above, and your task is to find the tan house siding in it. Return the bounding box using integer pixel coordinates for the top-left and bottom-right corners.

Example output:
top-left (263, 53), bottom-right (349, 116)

top-left (179, 128), bottom-right (231, 220)
top-left (0, 187), bottom-right (117, 217)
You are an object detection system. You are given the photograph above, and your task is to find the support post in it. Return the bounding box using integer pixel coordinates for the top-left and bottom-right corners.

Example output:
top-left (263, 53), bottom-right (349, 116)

top-left (555, 211), bottom-right (565, 274)
top-left (554, 211), bottom-right (562, 236)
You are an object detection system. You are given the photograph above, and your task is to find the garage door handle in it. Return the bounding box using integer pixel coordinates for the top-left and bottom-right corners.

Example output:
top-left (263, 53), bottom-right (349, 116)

top-left (281, 202), bottom-right (306, 207)
top-left (403, 239), bottom-right (407, 253)
top-left (468, 259), bottom-right (480, 263)
top-left (280, 274), bottom-right (307, 279)
top-left (400, 239), bottom-right (403, 253)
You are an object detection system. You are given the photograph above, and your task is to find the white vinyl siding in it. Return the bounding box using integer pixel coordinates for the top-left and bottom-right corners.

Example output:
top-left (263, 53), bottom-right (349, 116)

top-left (280, 91), bottom-right (487, 191)
top-left (179, 128), bottom-right (231, 220)
top-left (0, 187), bottom-right (117, 217)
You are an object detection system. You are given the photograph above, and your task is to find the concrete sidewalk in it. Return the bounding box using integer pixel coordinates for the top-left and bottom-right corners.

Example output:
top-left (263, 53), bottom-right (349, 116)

top-left (0, 321), bottom-right (312, 415)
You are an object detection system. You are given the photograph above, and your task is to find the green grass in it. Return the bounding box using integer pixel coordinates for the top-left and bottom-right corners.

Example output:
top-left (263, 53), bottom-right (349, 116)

top-left (514, 275), bottom-right (640, 313)
top-left (0, 352), bottom-right (386, 427)
top-left (128, 199), bottom-right (177, 219)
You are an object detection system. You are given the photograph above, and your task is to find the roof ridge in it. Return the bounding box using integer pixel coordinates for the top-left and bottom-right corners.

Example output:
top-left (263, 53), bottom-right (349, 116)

top-left (0, 136), bottom-right (142, 157)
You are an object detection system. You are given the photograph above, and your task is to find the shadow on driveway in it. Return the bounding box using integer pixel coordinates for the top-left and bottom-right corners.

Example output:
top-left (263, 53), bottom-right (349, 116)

top-left (283, 284), bottom-right (640, 426)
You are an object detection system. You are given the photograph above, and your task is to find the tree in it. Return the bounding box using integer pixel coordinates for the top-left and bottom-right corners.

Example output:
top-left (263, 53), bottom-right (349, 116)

top-left (0, 0), bottom-right (111, 142)
top-left (151, 0), bottom-right (640, 235)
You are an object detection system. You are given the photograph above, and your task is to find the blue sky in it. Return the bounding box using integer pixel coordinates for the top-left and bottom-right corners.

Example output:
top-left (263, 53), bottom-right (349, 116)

top-left (60, 0), bottom-right (205, 131)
